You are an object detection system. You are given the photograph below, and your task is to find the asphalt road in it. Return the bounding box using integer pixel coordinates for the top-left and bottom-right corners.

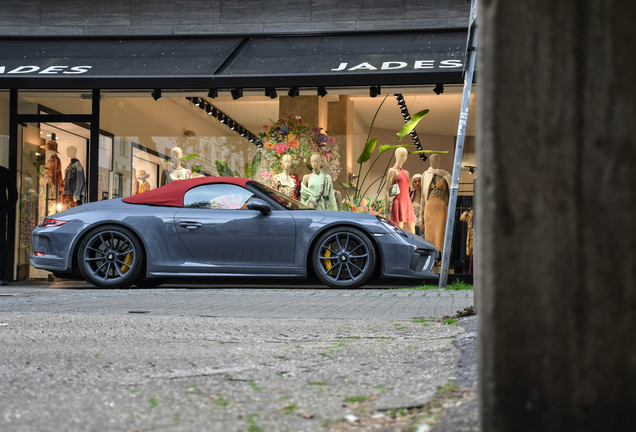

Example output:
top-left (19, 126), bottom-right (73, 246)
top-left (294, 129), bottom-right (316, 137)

top-left (0, 282), bottom-right (476, 432)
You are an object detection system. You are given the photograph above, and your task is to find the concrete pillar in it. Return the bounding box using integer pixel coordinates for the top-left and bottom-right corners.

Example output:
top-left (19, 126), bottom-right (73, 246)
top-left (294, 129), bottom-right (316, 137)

top-left (279, 95), bottom-right (328, 131)
top-left (478, 1), bottom-right (636, 430)
top-left (328, 95), bottom-right (354, 185)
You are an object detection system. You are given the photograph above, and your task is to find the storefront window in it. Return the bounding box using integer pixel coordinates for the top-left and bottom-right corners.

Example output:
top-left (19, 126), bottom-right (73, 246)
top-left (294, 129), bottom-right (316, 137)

top-left (17, 91), bottom-right (93, 115)
top-left (10, 86), bottom-right (476, 280)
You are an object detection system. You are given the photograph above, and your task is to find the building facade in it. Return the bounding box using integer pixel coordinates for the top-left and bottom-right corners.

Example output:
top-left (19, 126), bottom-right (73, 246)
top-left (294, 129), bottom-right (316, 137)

top-left (0, 0), bottom-right (475, 281)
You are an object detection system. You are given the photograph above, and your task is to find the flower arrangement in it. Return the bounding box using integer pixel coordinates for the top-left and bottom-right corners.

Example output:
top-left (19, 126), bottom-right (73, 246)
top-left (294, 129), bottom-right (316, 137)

top-left (258, 114), bottom-right (340, 184)
top-left (341, 196), bottom-right (386, 217)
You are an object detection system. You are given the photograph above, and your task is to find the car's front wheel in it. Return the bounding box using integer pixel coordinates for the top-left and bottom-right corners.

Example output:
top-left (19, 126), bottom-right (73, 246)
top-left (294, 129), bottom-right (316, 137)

top-left (77, 224), bottom-right (144, 289)
top-left (312, 227), bottom-right (376, 289)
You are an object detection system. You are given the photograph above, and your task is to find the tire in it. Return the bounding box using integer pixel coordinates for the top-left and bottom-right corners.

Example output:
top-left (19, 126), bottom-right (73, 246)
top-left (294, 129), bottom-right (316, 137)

top-left (134, 278), bottom-right (168, 288)
top-left (77, 224), bottom-right (144, 289)
top-left (312, 227), bottom-right (376, 289)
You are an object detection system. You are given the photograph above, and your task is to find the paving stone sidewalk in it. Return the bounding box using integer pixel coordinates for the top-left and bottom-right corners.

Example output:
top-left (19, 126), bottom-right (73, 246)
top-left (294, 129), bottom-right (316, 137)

top-left (0, 282), bottom-right (473, 319)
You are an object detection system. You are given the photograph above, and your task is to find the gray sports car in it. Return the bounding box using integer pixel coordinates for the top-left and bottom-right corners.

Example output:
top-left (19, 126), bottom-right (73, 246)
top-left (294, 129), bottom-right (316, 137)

top-left (30, 177), bottom-right (439, 289)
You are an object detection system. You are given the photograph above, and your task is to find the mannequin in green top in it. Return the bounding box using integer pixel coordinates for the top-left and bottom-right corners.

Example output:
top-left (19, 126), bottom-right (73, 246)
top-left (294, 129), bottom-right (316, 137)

top-left (300, 153), bottom-right (337, 211)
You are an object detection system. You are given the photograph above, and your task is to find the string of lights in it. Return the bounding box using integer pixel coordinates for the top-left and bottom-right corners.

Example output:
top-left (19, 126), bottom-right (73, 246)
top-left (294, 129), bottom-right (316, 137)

top-left (394, 94), bottom-right (427, 162)
top-left (185, 96), bottom-right (263, 148)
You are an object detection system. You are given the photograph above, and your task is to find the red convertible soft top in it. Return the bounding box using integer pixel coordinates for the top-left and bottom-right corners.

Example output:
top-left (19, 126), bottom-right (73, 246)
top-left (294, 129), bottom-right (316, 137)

top-left (122, 177), bottom-right (251, 207)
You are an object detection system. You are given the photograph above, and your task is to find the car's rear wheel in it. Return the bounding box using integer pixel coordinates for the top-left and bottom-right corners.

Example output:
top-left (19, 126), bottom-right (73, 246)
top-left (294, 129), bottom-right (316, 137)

top-left (77, 225), bottom-right (144, 289)
top-left (312, 227), bottom-right (376, 289)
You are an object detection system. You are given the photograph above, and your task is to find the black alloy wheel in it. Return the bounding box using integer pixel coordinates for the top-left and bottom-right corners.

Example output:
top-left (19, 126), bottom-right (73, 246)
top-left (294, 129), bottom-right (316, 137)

top-left (312, 227), bottom-right (376, 289)
top-left (77, 224), bottom-right (144, 289)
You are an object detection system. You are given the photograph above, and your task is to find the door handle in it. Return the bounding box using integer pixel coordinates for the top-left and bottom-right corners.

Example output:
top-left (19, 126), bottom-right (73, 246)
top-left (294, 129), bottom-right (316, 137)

top-left (179, 222), bottom-right (202, 229)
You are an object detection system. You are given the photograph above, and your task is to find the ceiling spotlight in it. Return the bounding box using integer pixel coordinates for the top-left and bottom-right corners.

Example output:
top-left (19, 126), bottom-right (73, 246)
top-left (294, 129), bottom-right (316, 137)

top-left (219, 114), bottom-right (226, 123)
top-left (231, 88), bottom-right (243, 100)
top-left (369, 86), bottom-right (381, 98)
top-left (206, 104), bottom-right (213, 114)
top-left (230, 121), bottom-right (237, 130)
top-left (265, 88), bottom-right (278, 99)
top-left (211, 107), bottom-right (218, 117)
top-left (433, 83), bottom-right (444, 95)
top-left (208, 88), bottom-right (218, 98)
top-left (468, 166), bottom-right (475, 175)
top-left (288, 87), bottom-right (300, 98)
top-left (151, 89), bottom-right (162, 101)
top-left (317, 86), bottom-right (328, 97)
top-left (193, 97), bottom-right (201, 106)
top-left (394, 94), bottom-right (401, 100)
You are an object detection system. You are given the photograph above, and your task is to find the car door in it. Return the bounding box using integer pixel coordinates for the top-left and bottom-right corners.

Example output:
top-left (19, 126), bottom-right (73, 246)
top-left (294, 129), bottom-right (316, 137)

top-left (174, 183), bottom-right (296, 267)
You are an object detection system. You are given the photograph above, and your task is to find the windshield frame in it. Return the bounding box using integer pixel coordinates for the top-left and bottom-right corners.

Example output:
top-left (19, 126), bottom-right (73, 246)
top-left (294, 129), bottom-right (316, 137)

top-left (247, 181), bottom-right (313, 211)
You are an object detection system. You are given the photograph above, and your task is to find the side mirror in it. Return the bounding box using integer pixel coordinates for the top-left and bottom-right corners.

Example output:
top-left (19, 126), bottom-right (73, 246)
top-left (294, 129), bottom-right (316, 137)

top-left (246, 198), bottom-right (272, 216)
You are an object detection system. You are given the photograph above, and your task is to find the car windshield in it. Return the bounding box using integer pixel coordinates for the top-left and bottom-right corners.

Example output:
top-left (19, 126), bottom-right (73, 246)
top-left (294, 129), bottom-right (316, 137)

top-left (250, 182), bottom-right (311, 210)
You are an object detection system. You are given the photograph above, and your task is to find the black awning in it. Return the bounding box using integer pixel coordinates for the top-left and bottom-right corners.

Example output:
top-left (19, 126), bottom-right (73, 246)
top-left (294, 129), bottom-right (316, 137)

top-left (215, 31), bottom-right (466, 87)
top-left (0, 31), bottom-right (466, 89)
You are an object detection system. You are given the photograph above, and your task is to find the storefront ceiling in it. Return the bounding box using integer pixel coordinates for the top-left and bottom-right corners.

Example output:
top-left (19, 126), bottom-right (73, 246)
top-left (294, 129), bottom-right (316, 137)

top-left (0, 31), bottom-right (467, 89)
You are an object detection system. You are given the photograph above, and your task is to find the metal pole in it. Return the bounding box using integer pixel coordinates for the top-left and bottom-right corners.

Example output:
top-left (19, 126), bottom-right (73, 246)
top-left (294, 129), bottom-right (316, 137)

top-left (439, 0), bottom-right (478, 287)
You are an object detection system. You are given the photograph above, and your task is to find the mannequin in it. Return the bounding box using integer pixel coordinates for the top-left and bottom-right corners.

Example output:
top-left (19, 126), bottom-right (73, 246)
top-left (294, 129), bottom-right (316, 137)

top-left (137, 170), bottom-right (151, 194)
top-left (385, 147), bottom-right (416, 234)
top-left (62, 145), bottom-right (87, 207)
top-left (300, 153), bottom-right (337, 211)
top-left (167, 147), bottom-right (191, 182)
top-left (410, 173), bottom-right (424, 236)
top-left (272, 154), bottom-right (300, 199)
top-left (421, 154), bottom-right (452, 251)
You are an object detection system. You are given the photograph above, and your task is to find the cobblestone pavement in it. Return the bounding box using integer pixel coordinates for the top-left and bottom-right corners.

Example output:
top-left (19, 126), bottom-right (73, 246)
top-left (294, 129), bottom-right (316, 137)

top-left (0, 281), bottom-right (473, 319)
top-left (0, 282), bottom-right (476, 432)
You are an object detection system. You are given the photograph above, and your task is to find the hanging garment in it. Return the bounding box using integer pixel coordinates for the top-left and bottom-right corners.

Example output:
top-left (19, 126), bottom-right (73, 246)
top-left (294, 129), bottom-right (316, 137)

top-left (300, 171), bottom-right (337, 211)
top-left (389, 168), bottom-right (415, 224)
top-left (132, 177), bottom-right (139, 196)
top-left (460, 210), bottom-right (474, 256)
top-left (44, 154), bottom-right (63, 189)
top-left (62, 158), bottom-right (87, 205)
top-left (423, 175), bottom-right (449, 251)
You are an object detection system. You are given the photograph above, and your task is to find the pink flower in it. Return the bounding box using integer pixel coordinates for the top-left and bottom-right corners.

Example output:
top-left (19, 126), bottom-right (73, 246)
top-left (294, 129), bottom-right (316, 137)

top-left (274, 143), bottom-right (288, 153)
top-left (328, 137), bottom-right (336, 143)
top-left (261, 171), bottom-right (271, 180)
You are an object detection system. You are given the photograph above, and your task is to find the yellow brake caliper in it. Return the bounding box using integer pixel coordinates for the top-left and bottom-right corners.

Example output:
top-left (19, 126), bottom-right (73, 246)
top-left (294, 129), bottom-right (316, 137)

top-left (323, 243), bottom-right (333, 275)
top-left (120, 252), bottom-right (132, 274)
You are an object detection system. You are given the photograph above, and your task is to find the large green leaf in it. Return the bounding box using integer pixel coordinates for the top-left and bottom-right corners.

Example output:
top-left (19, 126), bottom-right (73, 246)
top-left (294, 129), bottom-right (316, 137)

top-left (243, 151), bottom-right (262, 179)
top-left (181, 153), bottom-right (200, 161)
top-left (396, 109), bottom-right (429, 142)
top-left (215, 159), bottom-right (238, 177)
top-left (357, 138), bottom-right (378, 164)
top-left (378, 144), bottom-right (410, 154)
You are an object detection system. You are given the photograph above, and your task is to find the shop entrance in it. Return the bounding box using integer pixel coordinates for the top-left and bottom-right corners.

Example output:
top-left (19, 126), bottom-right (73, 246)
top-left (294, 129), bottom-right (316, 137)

top-left (16, 121), bottom-right (113, 280)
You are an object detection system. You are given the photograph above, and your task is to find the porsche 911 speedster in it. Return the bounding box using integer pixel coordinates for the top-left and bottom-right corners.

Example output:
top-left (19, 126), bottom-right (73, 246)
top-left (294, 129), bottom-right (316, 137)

top-left (30, 177), bottom-right (439, 289)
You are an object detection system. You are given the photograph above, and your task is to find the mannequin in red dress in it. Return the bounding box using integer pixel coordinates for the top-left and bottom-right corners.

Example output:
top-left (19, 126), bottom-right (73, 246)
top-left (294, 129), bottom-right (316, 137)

top-left (385, 147), bottom-right (416, 234)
